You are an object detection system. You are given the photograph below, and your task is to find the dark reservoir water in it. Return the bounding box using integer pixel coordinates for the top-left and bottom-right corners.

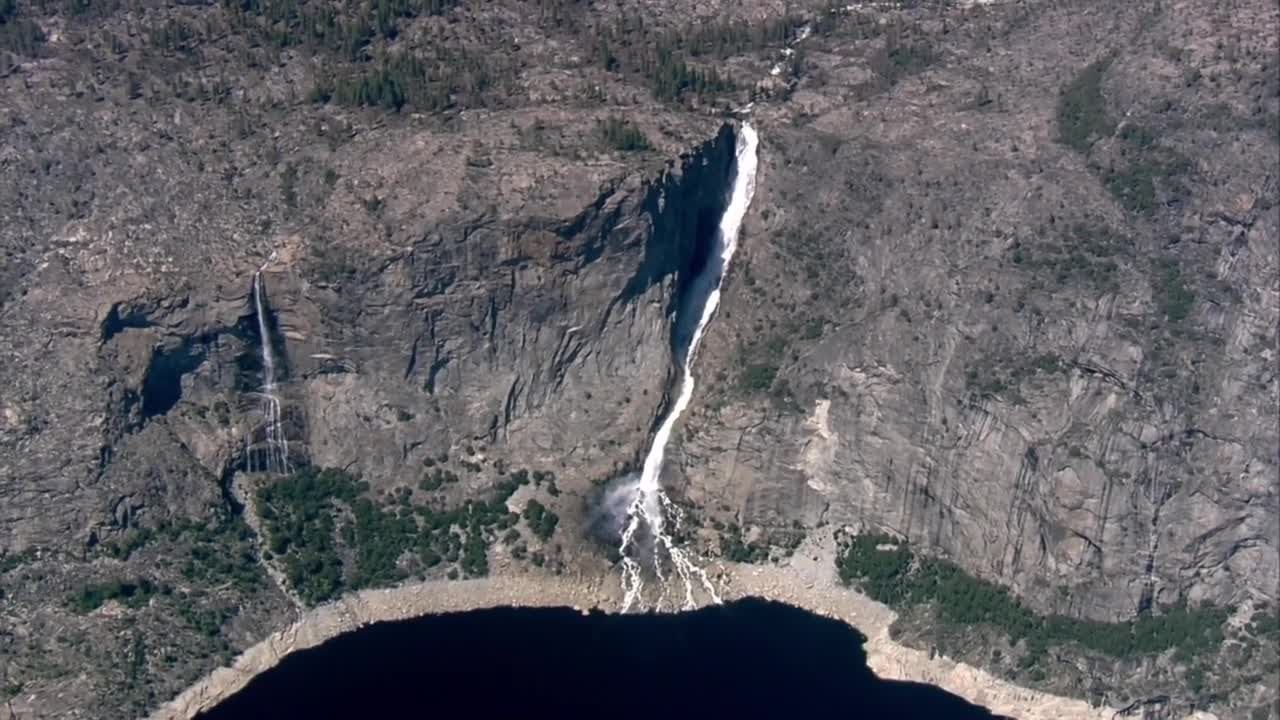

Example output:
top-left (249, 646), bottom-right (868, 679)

top-left (198, 597), bottom-right (1010, 720)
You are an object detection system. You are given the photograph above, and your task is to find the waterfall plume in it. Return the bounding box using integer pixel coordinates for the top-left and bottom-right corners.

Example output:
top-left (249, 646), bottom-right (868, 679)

top-left (618, 123), bottom-right (759, 612)
top-left (246, 259), bottom-right (290, 475)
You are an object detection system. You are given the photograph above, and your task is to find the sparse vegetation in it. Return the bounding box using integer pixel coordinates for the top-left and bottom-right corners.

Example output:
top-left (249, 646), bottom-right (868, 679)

top-left (102, 525), bottom-right (152, 558)
top-left (596, 117), bottom-right (651, 152)
top-left (1101, 127), bottom-right (1192, 215)
top-left (872, 23), bottom-right (937, 85)
top-left (0, 548), bottom-right (38, 575)
top-left (646, 49), bottom-right (734, 102)
top-left (736, 334), bottom-right (789, 394)
top-left (280, 164), bottom-right (298, 210)
top-left (175, 603), bottom-right (234, 641)
top-left (418, 466), bottom-right (460, 491)
top-left (838, 534), bottom-right (1229, 664)
top-left (1058, 58), bottom-right (1116, 152)
top-left (800, 318), bottom-right (825, 340)
top-left (224, 0), bottom-right (460, 61)
top-left (70, 577), bottom-right (161, 614)
top-left (719, 523), bottom-right (769, 563)
top-left (0, 0), bottom-right (44, 57)
top-left (584, 13), bottom-right (805, 103)
top-left (1153, 258), bottom-right (1195, 323)
top-left (522, 499), bottom-right (559, 542)
top-left (311, 49), bottom-right (505, 112)
top-left (257, 465), bottom-right (554, 604)
top-left (965, 348), bottom-right (1067, 398)
top-left (739, 363), bottom-right (779, 392)
top-left (309, 243), bottom-right (365, 286)
top-left (1010, 223), bottom-right (1127, 292)
top-left (1056, 61), bottom-right (1191, 215)
top-left (168, 516), bottom-right (267, 594)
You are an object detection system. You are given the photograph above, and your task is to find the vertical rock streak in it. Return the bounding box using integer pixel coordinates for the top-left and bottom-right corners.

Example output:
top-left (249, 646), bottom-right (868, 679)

top-left (619, 124), bottom-right (759, 612)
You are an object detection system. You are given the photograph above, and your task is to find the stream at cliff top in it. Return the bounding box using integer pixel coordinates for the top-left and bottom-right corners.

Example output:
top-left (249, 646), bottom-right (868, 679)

top-left (196, 598), bottom-right (1008, 720)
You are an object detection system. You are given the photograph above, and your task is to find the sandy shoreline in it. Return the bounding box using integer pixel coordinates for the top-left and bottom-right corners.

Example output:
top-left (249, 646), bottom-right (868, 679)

top-left (150, 527), bottom-right (1173, 720)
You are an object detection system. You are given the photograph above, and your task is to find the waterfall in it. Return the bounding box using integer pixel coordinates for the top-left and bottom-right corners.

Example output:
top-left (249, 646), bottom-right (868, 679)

top-left (248, 261), bottom-right (290, 475)
top-left (618, 123), bottom-right (759, 612)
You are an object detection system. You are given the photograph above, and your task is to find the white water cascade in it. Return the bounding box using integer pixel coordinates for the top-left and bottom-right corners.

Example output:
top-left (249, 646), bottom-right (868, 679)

top-left (247, 259), bottom-right (290, 475)
top-left (618, 123), bottom-right (759, 612)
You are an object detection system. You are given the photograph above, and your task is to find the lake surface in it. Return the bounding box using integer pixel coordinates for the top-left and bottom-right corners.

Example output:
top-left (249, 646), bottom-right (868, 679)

top-left (198, 597), bottom-right (1010, 719)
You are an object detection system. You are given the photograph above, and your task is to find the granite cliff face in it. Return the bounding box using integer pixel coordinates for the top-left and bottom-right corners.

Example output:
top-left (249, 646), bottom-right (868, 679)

top-left (664, 0), bottom-right (1278, 714)
top-left (276, 126), bottom-right (737, 497)
top-left (0, 111), bottom-right (737, 716)
top-left (0, 117), bottom-right (735, 554)
top-left (676, 0), bottom-right (1279, 625)
top-left (0, 0), bottom-right (1276, 717)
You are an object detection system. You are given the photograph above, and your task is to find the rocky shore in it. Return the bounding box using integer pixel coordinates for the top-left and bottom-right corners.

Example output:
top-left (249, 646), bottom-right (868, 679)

top-left (717, 530), bottom-right (1114, 720)
top-left (151, 527), bottom-right (1211, 720)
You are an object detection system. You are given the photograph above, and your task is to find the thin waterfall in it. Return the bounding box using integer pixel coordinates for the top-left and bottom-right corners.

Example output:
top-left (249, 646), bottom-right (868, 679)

top-left (618, 123), bottom-right (759, 612)
top-left (249, 260), bottom-right (290, 474)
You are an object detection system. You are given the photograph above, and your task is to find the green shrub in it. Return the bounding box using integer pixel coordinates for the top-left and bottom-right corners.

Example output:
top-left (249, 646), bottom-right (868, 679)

top-left (419, 467), bottom-right (460, 491)
top-left (522, 499), bottom-right (559, 542)
top-left (258, 466), bottom-right (538, 601)
top-left (1057, 59), bottom-right (1115, 152)
top-left (1009, 223), bottom-right (1125, 292)
top-left (719, 524), bottom-right (770, 564)
top-left (597, 117), bottom-right (651, 152)
top-left (0, 548), bottom-right (38, 575)
top-left (460, 529), bottom-right (488, 577)
top-left (1101, 124), bottom-right (1189, 215)
top-left (256, 468), bottom-right (364, 604)
top-left (175, 518), bottom-right (266, 594)
top-left (1103, 162), bottom-right (1158, 214)
top-left (647, 49), bottom-right (733, 101)
top-left (837, 533), bottom-right (1228, 663)
top-left (70, 578), bottom-right (158, 613)
top-left (800, 318), bottom-right (825, 340)
top-left (1154, 258), bottom-right (1195, 323)
top-left (0, 0), bottom-right (43, 58)
top-left (176, 603), bottom-right (234, 639)
top-left (739, 363), bottom-right (778, 392)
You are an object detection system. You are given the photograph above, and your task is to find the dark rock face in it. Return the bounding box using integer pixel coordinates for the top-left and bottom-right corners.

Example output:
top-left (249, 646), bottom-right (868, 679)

top-left (0, 122), bottom-right (737, 553)
top-left (265, 125), bottom-right (737, 494)
top-left (0, 76), bottom-right (735, 712)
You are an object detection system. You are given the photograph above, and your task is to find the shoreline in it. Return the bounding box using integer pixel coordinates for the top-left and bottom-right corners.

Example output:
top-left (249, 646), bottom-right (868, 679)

top-left (148, 572), bottom-right (622, 720)
top-left (722, 565), bottom-right (1112, 720)
top-left (149, 535), bottom-right (1165, 720)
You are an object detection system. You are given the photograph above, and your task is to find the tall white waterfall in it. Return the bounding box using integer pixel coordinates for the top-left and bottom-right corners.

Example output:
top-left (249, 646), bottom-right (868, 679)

top-left (248, 261), bottom-right (290, 474)
top-left (618, 123), bottom-right (759, 612)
